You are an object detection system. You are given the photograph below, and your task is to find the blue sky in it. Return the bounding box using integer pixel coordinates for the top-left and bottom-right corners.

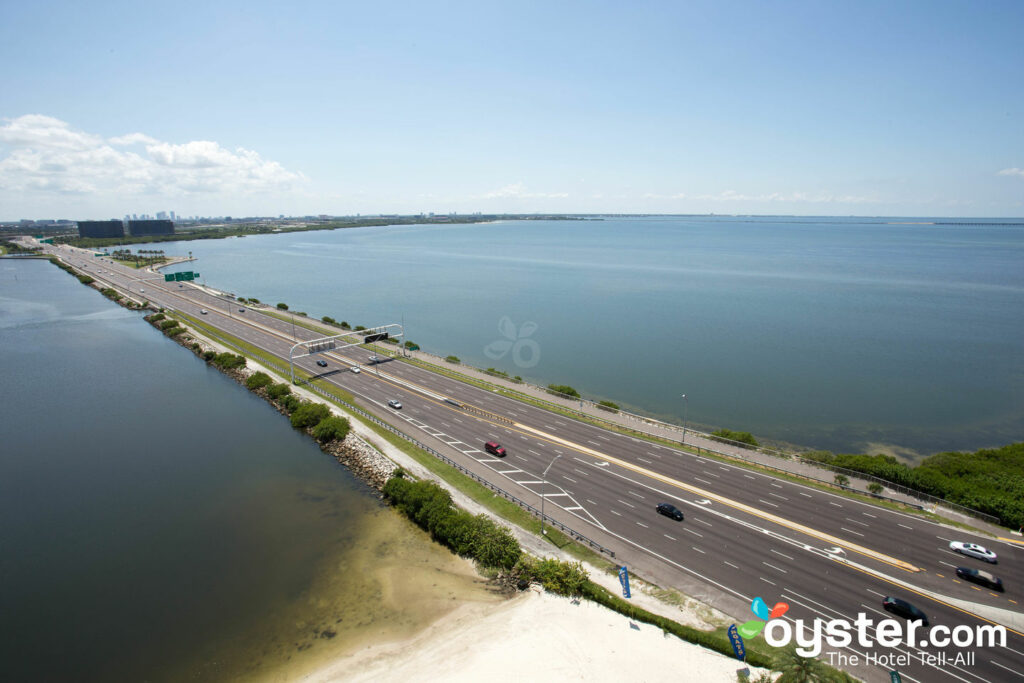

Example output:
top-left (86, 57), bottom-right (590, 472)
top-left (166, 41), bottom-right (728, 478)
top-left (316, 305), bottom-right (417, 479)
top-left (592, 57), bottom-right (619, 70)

top-left (2, 0), bottom-right (1022, 219)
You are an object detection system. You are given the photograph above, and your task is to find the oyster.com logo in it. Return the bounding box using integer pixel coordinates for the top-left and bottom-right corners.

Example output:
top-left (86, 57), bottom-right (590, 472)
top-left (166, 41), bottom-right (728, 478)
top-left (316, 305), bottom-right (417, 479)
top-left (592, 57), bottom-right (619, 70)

top-left (738, 596), bottom-right (789, 640)
top-left (484, 316), bottom-right (540, 368)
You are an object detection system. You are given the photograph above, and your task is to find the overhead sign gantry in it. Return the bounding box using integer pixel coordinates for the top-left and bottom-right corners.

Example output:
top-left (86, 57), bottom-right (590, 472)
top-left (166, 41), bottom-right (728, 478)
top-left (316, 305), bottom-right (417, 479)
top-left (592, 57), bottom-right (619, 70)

top-left (288, 323), bottom-right (403, 384)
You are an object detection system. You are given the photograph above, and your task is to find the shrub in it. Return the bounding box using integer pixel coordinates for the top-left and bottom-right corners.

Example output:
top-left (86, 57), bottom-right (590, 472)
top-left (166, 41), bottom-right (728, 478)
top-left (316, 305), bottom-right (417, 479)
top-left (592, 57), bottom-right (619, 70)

top-left (276, 302), bottom-right (288, 310)
top-left (296, 311), bottom-right (307, 317)
top-left (711, 428), bottom-right (759, 448)
top-left (834, 474), bottom-right (850, 487)
top-left (868, 482), bottom-right (884, 495)
top-left (340, 321), bottom-right (351, 329)
top-left (202, 350), bottom-right (216, 361)
top-left (290, 402), bottom-right (331, 429)
top-left (312, 415), bottom-right (351, 443)
top-left (245, 372), bottom-right (273, 390)
top-left (212, 353), bottom-right (246, 370)
top-left (148, 313), bottom-right (165, 322)
top-left (445, 355), bottom-right (460, 364)
top-left (266, 383), bottom-right (291, 400)
top-left (355, 325), bottom-right (366, 331)
top-left (486, 368), bottom-right (509, 378)
top-left (547, 384), bottom-right (580, 399)
top-left (77, 275), bottom-right (94, 284)
top-left (322, 316), bottom-right (336, 324)
top-left (159, 320), bottom-right (179, 330)
top-left (382, 477), bottom-right (521, 570)
top-left (278, 395), bottom-right (300, 413)
top-left (164, 325), bottom-right (185, 337)
top-left (597, 400), bottom-right (620, 412)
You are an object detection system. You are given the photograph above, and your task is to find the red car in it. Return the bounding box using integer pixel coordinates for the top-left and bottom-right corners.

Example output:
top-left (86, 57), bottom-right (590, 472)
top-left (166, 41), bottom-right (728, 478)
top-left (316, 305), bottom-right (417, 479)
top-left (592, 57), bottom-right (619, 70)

top-left (484, 441), bottom-right (506, 457)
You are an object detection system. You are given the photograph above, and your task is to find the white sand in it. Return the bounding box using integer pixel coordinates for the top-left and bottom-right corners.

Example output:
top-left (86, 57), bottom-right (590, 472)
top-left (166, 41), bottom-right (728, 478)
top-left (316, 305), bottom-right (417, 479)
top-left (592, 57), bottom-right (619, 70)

top-left (302, 588), bottom-right (768, 683)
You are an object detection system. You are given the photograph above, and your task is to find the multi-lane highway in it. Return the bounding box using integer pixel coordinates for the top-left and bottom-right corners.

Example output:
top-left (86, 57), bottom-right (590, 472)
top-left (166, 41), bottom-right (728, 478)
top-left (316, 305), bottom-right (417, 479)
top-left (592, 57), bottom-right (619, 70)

top-left (40, 242), bottom-right (1024, 682)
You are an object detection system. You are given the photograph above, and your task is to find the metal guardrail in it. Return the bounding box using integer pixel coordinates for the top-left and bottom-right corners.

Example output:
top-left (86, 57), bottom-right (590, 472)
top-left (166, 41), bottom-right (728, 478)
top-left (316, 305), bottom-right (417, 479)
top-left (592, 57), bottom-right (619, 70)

top-left (185, 322), bottom-right (617, 559)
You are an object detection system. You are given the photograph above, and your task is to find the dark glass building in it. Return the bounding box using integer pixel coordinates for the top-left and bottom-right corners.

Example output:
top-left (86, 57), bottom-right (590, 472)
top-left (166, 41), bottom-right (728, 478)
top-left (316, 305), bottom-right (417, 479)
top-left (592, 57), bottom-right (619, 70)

top-left (127, 219), bottom-right (175, 237)
top-left (77, 220), bottom-right (125, 238)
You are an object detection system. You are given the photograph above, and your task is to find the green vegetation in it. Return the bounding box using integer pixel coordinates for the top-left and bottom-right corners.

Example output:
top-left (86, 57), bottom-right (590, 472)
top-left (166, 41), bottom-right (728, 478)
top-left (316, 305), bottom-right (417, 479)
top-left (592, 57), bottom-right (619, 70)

top-left (340, 321), bottom-right (351, 330)
top-left (202, 350), bottom-right (216, 361)
top-left (547, 384), bottom-right (580, 399)
top-left (834, 474), bottom-right (850, 487)
top-left (597, 400), bottom-right (620, 412)
top-left (312, 415), bottom-right (351, 443)
top-left (445, 355), bottom-right (460, 364)
top-left (159, 320), bottom-right (179, 331)
top-left (321, 316), bottom-right (336, 324)
top-left (100, 287), bottom-right (123, 302)
top-left (276, 302), bottom-right (288, 310)
top-left (76, 274), bottom-right (95, 284)
top-left (485, 368), bottom-right (509, 378)
top-left (245, 371), bottom-right (274, 390)
top-left (805, 443), bottom-right (1024, 528)
top-left (149, 312), bottom-right (165, 322)
top-left (211, 352), bottom-right (246, 370)
top-left (355, 325), bottom-right (367, 331)
top-left (1, 239), bottom-right (40, 255)
top-left (383, 476), bottom-right (522, 570)
top-left (867, 482), bottom-right (884, 495)
top-left (266, 382), bottom-right (291, 400)
top-left (289, 401), bottom-right (331, 429)
top-left (711, 428), bottom-right (759, 448)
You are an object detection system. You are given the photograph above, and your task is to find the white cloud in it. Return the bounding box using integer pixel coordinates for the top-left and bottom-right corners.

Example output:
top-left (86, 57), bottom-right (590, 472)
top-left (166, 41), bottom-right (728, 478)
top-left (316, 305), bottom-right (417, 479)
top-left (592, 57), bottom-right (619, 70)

top-left (481, 182), bottom-right (569, 199)
top-left (997, 167), bottom-right (1024, 178)
top-left (108, 132), bottom-right (159, 146)
top-left (0, 114), bottom-right (305, 203)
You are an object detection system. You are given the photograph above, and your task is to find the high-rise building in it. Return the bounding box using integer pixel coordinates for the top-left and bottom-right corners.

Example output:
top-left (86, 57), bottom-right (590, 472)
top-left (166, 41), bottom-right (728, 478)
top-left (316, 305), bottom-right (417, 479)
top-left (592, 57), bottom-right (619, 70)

top-left (127, 219), bottom-right (174, 237)
top-left (170, 211), bottom-right (176, 221)
top-left (77, 220), bottom-right (125, 238)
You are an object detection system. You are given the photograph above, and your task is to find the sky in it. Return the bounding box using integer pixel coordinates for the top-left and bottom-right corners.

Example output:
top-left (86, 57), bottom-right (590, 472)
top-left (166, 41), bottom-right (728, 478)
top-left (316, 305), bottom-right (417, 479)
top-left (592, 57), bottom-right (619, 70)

top-left (1, 0), bottom-right (1022, 220)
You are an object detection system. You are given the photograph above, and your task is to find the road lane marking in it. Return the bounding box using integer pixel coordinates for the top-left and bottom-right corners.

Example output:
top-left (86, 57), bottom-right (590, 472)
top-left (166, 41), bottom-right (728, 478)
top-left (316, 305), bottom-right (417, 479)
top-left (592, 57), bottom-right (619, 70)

top-left (723, 561), bottom-right (739, 569)
top-left (770, 549), bottom-right (794, 560)
top-left (769, 492), bottom-right (789, 500)
top-left (758, 499), bottom-right (779, 508)
top-left (685, 528), bottom-right (703, 538)
top-left (898, 524), bottom-right (914, 530)
top-left (840, 527), bottom-right (865, 537)
top-left (664, 534), bottom-right (677, 541)
top-left (702, 470), bottom-right (720, 478)
top-left (799, 492), bottom-right (812, 498)
top-left (695, 518), bottom-right (713, 527)
top-left (829, 501), bottom-right (843, 507)
top-left (759, 577), bottom-right (775, 585)
top-left (616, 499), bottom-right (636, 509)
top-left (691, 546), bottom-right (705, 554)
top-left (636, 521), bottom-right (649, 528)
top-left (762, 562), bottom-right (787, 573)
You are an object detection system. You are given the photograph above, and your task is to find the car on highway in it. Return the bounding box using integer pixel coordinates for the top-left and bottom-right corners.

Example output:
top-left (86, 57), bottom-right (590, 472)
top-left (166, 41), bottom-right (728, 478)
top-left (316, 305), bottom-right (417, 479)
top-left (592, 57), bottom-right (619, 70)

top-left (368, 356), bottom-right (381, 364)
top-left (139, 288), bottom-right (145, 293)
top-left (656, 503), bottom-right (684, 521)
top-left (316, 360), bottom-right (328, 367)
top-left (200, 309), bottom-right (208, 314)
top-left (484, 441), bottom-right (506, 457)
top-left (950, 541), bottom-right (998, 563)
top-left (350, 366), bottom-right (361, 374)
top-left (238, 308), bottom-right (245, 313)
top-left (882, 596), bottom-right (928, 626)
top-left (387, 400), bottom-right (402, 409)
top-left (956, 567), bottom-right (1004, 591)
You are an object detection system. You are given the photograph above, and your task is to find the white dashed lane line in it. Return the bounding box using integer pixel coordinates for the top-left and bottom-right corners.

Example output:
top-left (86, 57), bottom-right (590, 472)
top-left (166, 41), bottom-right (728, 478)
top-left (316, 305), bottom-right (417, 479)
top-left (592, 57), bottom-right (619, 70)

top-left (799, 492), bottom-right (812, 498)
top-left (695, 518), bottom-right (713, 527)
top-left (770, 549), bottom-right (794, 561)
top-left (691, 547), bottom-right (706, 554)
top-left (664, 534), bottom-right (677, 541)
top-left (841, 527), bottom-right (865, 537)
top-left (758, 499), bottom-right (779, 508)
top-left (829, 501), bottom-right (843, 507)
top-left (685, 528), bottom-right (703, 538)
top-left (724, 561), bottom-right (739, 569)
top-left (763, 562), bottom-right (787, 574)
top-left (616, 499), bottom-right (636, 509)
top-left (744, 474), bottom-right (756, 480)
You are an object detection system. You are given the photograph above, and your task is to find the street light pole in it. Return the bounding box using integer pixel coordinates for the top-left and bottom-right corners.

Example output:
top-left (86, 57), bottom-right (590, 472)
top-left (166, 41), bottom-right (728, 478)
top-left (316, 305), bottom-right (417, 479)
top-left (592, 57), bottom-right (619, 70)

top-left (681, 394), bottom-right (688, 446)
top-left (540, 453), bottom-right (562, 536)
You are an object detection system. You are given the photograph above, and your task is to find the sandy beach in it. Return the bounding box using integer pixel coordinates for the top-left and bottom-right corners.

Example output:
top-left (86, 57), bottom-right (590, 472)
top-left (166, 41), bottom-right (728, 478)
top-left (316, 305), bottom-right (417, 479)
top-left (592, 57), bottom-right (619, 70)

top-left (302, 586), bottom-right (771, 683)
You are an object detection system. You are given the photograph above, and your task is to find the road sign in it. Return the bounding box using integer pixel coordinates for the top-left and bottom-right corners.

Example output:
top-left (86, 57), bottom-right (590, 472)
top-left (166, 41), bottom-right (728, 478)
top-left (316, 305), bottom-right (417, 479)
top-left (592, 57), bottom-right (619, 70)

top-left (173, 271), bottom-right (196, 282)
top-left (618, 566), bottom-right (631, 599)
top-left (728, 624), bottom-right (746, 661)
top-left (364, 332), bottom-right (389, 343)
top-left (164, 274), bottom-right (175, 281)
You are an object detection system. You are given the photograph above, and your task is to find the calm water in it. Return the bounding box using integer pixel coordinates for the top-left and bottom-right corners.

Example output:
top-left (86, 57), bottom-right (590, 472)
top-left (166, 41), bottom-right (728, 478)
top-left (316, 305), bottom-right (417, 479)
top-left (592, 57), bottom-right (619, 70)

top-left (142, 216), bottom-right (1024, 457)
top-left (0, 260), bottom-right (494, 682)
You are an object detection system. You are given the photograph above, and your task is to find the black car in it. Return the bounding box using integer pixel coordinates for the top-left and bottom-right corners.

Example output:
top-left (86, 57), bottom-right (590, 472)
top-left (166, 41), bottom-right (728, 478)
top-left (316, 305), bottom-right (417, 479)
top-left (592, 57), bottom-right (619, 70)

top-left (656, 503), bottom-right (684, 521)
top-left (956, 567), bottom-right (1004, 591)
top-left (882, 597), bottom-right (929, 626)
top-left (316, 360), bottom-right (328, 367)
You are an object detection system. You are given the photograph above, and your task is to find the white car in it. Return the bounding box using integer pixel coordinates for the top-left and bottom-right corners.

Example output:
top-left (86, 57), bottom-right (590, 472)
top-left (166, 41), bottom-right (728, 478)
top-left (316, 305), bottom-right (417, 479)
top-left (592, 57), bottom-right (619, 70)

top-left (350, 366), bottom-right (361, 374)
top-left (949, 541), bottom-right (997, 563)
top-left (387, 400), bottom-right (402, 409)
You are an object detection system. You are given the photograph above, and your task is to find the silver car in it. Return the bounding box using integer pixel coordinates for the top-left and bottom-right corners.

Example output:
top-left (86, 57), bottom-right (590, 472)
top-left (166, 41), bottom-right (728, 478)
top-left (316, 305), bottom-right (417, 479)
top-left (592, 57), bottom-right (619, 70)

top-left (949, 541), bottom-right (997, 563)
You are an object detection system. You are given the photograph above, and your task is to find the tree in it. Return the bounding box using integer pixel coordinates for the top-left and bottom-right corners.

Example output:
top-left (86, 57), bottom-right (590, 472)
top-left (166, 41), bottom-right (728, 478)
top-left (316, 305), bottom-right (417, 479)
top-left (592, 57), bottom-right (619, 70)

top-left (547, 384), bottom-right (580, 399)
top-left (245, 372), bottom-right (273, 390)
top-left (312, 415), bottom-right (351, 443)
top-left (290, 402), bottom-right (331, 429)
top-left (772, 645), bottom-right (832, 682)
top-left (276, 302), bottom-right (289, 310)
top-left (867, 482), bottom-right (884, 495)
top-left (834, 474), bottom-right (850, 487)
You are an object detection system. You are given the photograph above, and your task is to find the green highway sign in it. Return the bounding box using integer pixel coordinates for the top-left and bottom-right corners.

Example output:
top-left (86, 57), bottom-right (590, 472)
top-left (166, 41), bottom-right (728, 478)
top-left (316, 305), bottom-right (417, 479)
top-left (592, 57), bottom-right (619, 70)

top-left (164, 274), bottom-right (175, 281)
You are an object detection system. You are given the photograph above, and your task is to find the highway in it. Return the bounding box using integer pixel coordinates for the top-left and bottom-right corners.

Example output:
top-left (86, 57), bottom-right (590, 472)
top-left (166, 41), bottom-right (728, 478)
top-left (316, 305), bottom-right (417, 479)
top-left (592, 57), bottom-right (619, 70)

top-left (40, 242), bottom-right (1024, 682)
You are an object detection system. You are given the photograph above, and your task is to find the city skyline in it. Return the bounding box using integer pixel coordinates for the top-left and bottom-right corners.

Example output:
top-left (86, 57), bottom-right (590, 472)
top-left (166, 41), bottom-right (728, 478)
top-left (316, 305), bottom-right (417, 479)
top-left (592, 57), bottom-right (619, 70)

top-left (2, 1), bottom-right (1023, 219)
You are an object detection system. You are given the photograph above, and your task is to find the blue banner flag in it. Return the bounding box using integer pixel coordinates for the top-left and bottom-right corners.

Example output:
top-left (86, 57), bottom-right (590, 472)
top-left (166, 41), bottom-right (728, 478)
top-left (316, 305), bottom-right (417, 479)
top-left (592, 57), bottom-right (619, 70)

top-left (618, 566), bottom-right (631, 599)
top-left (728, 624), bottom-right (746, 661)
